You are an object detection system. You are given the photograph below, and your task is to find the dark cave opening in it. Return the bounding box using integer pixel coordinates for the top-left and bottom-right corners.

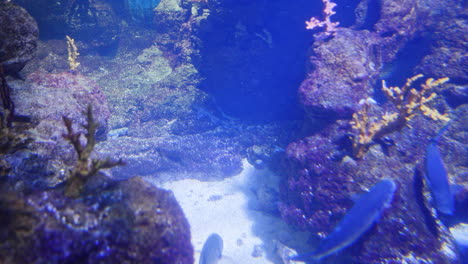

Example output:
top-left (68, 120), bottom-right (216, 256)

top-left (194, 0), bottom-right (322, 122)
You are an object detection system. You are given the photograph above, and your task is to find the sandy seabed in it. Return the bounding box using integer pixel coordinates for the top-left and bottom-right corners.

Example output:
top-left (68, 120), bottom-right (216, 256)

top-left (155, 160), bottom-right (308, 264)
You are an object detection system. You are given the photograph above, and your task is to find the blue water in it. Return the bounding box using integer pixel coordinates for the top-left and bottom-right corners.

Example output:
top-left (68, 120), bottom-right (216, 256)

top-left (3, 0), bottom-right (467, 263)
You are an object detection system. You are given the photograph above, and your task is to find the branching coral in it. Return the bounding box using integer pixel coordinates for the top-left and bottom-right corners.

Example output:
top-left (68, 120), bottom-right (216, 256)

top-left (351, 74), bottom-right (450, 158)
top-left (305, 0), bottom-right (340, 36)
top-left (66, 35), bottom-right (80, 72)
top-left (63, 105), bottom-right (124, 197)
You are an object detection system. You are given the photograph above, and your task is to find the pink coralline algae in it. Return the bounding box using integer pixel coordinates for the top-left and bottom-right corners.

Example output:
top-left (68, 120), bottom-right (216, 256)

top-left (305, 0), bottom-right (339, 36)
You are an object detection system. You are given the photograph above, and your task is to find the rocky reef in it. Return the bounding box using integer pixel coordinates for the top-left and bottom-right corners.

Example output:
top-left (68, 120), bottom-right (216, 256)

top-left (1, 0), bottom-right (297, 262)
top-left (280, 0), bottom-right (467, 263)
top-left (3, 0), bottom-right (466, 263)
top-left (0, 2), bottom-right (195, 263)
top-left (0, 70), bottom-right (194, 264)
top-left (0, 175), bottom-right (193, 263)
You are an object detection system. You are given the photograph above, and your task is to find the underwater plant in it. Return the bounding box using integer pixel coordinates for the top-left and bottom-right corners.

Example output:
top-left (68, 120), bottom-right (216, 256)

top-left (62, 105), bottom-right (124, 197)
top-left (350, 74), bottom-right (450, 158)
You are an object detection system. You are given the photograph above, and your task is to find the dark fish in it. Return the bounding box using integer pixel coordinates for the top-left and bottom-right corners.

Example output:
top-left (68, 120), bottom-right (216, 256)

top-left (425, 124), bottom-right (453, 215)
top-left (290, 179), bottom-right (397, 261)
top-left (199, 233), bottom-right (223, 264)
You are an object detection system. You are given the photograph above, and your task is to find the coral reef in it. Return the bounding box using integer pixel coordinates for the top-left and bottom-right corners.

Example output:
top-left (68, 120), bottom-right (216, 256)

top-left (1, 76), bottom-right (194, 263)
top-left (297, 0), bottom-right (465, 122)
top-left (351, 75), bottom-right (450, 158)
top-left (1, 1), bottom-right (300, 262)
top-left (1, 7), bottom-right (195, 257)
top-left (281, 0), bottom-right (467, 263)
top-left (10, 0), bottom-right (297, 185)
top-left (282, 108), bottom-right (466, 263)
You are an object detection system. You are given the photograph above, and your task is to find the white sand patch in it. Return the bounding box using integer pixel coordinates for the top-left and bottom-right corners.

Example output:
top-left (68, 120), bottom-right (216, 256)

top-left (153, 159), bottom-right (308, 264)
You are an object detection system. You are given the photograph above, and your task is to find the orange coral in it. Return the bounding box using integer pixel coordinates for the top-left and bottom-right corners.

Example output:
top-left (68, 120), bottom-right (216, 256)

top-left (351, 74), bottom-right (450, 158)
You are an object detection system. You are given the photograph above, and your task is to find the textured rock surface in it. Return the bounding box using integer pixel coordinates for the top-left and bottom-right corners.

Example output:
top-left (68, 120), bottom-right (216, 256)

top-left (97, 122), bottom-right (293, 181)
top-left (0, 175), bottom-right (193, 264)
top-left (298, 0), bottom-right (455, 121)
top-left (2, 68), bottom-right (194, 263)
top-left (281, 109), bottom-right (467, 263)
top-left (281, 0), bottom-right (468, 263)
top-left (17, 71), bottom-right (111, 139)
top-left (0, 0), bottom-right (316, 263)
top-left (4, 72), bottom-right (110, 190)
top-left (298, 28), bottom-right (381, 119)
top-left (416, 4), bottom-right (468, 84)
top-left (0, 2), bottom-right (38, 74)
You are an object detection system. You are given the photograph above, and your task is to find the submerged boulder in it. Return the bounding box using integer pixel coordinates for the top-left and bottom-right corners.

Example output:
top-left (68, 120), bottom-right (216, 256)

top-left (0, 2), bottom-right (38, 74)
top-left (0, 176), bottom-right (193, 264)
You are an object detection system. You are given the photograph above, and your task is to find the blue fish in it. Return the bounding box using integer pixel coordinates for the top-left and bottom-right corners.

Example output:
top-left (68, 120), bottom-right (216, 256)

top-left (290, 179), bottom-right (397, 261)
top-left (425, 124), bottom-right (453, 215)
top-left (199, 233), bottom-right (223, 264)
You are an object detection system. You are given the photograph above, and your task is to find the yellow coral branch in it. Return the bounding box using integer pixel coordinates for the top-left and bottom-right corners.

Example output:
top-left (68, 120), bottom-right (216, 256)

top-left (66, 35), bottom-right (80, 71)
top-left (351, 75), bottom-right (450, 158)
